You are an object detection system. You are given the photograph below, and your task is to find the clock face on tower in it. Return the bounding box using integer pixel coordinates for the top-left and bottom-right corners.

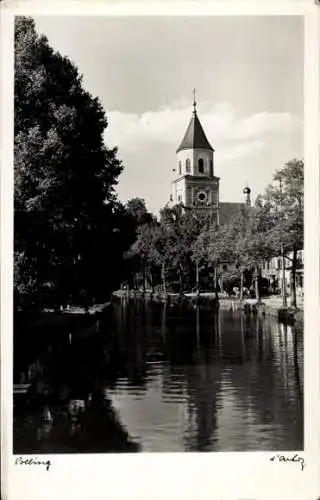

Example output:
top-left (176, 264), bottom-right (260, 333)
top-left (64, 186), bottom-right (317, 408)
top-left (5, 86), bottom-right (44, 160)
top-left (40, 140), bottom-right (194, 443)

top-left (197, 191), bottom-right (207, 203)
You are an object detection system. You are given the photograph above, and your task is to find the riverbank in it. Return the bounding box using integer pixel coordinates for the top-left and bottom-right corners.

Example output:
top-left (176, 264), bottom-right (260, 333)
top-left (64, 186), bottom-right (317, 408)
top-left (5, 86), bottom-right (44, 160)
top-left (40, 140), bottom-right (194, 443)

top-left (241, 298), bottom-right (303, 324)
top-left (16, 302), bottom-right (111, 330)
top-left (113, 290), bottom-right (303, 323)
top-left (43, 302), bottom-right (111, 316)
top-left (14, 302), bottom-right (112, 380)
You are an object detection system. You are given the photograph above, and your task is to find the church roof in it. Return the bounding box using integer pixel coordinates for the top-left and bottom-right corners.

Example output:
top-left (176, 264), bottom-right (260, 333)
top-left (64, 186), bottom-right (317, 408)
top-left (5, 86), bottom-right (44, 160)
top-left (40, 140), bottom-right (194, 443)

top-left (177, 111), bottom-right (214, 153)
top-left (219, 202), bottom-right (246, 225)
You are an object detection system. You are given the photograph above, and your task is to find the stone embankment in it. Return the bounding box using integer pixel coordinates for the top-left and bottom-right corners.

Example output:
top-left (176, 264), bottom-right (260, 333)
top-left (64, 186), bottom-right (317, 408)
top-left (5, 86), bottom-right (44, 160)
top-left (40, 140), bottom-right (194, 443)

top-left (240, 299), bottom-right (303, 324)
top-left (113, 290), bottom-right (303, 323)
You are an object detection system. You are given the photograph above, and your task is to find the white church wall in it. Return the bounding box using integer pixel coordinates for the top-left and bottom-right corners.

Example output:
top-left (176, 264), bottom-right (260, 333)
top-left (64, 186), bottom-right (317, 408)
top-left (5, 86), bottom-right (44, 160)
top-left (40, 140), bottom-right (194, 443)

top-left (173, 177), bottom-right (186, 205)
top-left (177, 149), bottom-right (194, 176)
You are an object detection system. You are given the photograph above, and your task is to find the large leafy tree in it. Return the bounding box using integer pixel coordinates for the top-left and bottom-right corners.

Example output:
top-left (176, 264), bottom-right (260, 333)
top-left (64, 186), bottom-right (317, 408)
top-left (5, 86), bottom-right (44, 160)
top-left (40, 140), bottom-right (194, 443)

top-left (125, 197), bottom-right (154, 226)
top-left (160, 206), bottom-right (209, 293)
top-left (235, 207), bottom-right (274, 301)
top-left (127, 221), bottom-right (159, 292)
top-left (193, 205), bottom-right (274, 300)
top-left (192, 222), bottom-right (234, 296)
top-left (121, 198), bottom-right (155, 289)
top-left (262, 159), bottom-right (304, 307)
top-left (14, 17), bottom-right (123, 310)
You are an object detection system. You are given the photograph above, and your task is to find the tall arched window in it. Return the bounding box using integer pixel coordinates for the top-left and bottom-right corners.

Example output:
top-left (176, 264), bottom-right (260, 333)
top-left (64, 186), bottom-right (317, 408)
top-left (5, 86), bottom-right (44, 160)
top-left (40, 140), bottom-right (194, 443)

top-left (186, 159), bottom-right (191, 173)
top-left (198, 158), bottom-right (204, 173)
top-left (210, 160), bottom-right (213, 176)
top-left (178, 161), bottom-right (182, 175)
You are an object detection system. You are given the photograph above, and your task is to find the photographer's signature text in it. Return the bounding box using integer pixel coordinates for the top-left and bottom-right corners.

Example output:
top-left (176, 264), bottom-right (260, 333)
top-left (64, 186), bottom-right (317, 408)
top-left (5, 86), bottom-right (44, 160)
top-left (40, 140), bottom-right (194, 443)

top-left (270, 454), bottom-right (305, 471)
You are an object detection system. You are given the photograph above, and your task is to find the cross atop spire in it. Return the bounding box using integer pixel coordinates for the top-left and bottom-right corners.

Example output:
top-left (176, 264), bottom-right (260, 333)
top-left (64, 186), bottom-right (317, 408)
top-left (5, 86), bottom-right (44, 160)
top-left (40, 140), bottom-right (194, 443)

top-left (193, 88), bottom-right (197, 114)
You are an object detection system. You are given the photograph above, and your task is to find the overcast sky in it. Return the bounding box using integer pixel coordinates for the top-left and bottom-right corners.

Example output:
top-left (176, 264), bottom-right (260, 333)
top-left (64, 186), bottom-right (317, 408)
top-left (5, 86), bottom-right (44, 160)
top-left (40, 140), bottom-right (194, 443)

top-left (34, 15), bottom-right (303, 213)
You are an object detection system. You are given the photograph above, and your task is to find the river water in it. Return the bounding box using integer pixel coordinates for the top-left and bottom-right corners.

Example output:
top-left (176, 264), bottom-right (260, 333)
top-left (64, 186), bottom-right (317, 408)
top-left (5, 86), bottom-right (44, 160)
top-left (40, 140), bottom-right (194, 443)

top-left (14, 298), bottom-right (303, 453)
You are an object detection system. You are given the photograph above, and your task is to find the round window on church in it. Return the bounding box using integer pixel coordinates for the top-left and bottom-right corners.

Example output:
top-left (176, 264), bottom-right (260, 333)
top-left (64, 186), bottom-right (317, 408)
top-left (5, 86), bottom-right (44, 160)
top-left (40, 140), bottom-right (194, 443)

top-left (197, 191), bottom-right (207, 203)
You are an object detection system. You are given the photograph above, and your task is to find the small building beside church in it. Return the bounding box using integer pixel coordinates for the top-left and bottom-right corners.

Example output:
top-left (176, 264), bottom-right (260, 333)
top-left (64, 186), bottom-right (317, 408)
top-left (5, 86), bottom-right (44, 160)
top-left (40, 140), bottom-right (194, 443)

top-left (169, 96), bottom-right (251, 224)
top-left (261, 250), bottom-right (304, 297)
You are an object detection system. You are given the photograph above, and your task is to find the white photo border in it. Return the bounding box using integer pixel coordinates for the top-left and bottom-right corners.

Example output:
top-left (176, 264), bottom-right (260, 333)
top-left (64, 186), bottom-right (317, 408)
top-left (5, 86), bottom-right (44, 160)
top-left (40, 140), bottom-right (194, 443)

top-left (1, 2), bottom-right (319, 500)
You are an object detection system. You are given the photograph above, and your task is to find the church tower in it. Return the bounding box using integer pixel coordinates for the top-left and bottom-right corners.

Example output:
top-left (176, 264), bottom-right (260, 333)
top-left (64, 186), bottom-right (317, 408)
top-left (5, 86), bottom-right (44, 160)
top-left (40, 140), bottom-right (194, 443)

top-left (172, 91), bottom-right (220, 221)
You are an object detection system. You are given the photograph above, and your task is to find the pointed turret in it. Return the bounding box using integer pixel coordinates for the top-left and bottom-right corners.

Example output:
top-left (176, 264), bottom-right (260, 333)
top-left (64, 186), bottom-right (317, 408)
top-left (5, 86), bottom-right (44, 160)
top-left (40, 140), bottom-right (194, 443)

top-left (177, 91), bottom-right (214, 153)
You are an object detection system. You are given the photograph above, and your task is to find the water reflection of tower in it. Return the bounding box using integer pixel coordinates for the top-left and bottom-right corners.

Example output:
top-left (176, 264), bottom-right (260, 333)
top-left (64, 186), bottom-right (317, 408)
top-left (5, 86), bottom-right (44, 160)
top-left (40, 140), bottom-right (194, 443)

top-left (218, 309), bottom-right (248, 364)
top-left (182, 306), bottom-right (223, 451)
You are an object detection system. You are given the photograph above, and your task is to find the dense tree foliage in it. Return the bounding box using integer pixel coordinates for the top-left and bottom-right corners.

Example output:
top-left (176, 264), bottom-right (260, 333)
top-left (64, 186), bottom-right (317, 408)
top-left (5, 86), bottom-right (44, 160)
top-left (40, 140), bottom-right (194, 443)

top-left (262, 159), bottom-right (304, 306)
top-left (127, 206), bottom-right (210, 294)
top-left (14, 17), bottom-right (124, 311)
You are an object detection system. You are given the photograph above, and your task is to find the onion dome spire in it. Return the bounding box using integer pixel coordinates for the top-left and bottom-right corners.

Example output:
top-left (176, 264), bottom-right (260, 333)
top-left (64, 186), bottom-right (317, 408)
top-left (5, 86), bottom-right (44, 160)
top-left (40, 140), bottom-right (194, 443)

top-left (243, 183), bottom-right (251, 207)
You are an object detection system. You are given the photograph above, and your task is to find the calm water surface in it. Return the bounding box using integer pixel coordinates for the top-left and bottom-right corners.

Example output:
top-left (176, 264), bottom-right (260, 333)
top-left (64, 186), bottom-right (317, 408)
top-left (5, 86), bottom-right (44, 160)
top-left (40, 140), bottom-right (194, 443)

top-left (14, 298), bottom-right (303, 453)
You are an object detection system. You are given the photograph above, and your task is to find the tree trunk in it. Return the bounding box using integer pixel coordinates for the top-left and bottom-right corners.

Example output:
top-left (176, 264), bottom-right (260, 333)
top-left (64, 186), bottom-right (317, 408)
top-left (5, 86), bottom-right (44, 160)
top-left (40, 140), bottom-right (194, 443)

top-left (142, 265), bottom-right (146, 293)
top-left (220, 273), bottom-right (224, 294)
top-left (178, 264), bottom-right (183, 295)
top-left (161, 300), bottom-right (167, 339)
top-left (150, 269), bottom-right (155, 294)
top-left (162, 263), bottom-right (167, 295)
top-left (281, 247), bottom-right (287, 307)
top-left (195, 261), bottom-right (200, 296)
top-left (214, 265), bottom-right (219, 299)
top-left (240, 269), bottom-right (244, 301)
top-left (290, 248), bottom-right (297, 308)
top-left (255, 267), bottom-right (260, 303)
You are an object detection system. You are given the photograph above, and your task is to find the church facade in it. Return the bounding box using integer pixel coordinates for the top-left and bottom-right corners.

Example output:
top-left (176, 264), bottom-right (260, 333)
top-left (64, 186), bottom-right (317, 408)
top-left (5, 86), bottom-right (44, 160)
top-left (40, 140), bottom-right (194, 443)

top-left (170, 96), bottom-right (251, 224)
